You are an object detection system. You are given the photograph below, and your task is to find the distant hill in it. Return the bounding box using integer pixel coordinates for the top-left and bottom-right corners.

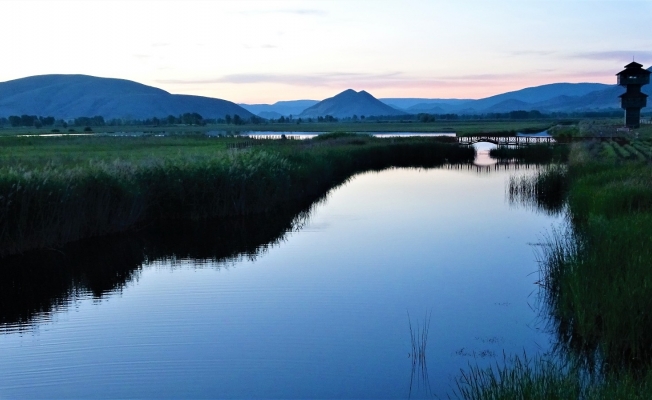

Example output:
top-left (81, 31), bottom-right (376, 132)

top-left (256, 111), bottom-right (284, 119)
top-left (380, 98), bottom-right (472, 111)
top-left (0, 74), bottom-right (253, 120)
top-left (299, 89), bottom-right (407, 118)
top-left (239, 100), bottom-right (318, 117)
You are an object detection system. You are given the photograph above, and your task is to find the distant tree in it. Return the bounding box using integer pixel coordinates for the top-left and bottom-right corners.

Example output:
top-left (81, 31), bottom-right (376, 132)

top-left (167, 115), bottom-right (177, 125)
top-left (39, 116), bottom-right (55, 126)
top-left (181, 112), bottom-right (203, 125)
top-left (233, 114), bottom-right (243, 125)
top-left (509, 110), bottom-right (529, 120)
top-left (73, 116), bottom-right (105, 127)
top-left (225, 114), bottom-right (232, 124)
top-left (8, 116), bottom-right (21, 127)
top-left (20, 115), bottom-right (37, 126)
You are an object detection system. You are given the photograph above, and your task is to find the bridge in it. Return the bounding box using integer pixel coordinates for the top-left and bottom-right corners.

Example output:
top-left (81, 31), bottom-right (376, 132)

top-left (457, 135), bottom-right (635, 146)
top-left (457, 135), bottom-right (554, 146)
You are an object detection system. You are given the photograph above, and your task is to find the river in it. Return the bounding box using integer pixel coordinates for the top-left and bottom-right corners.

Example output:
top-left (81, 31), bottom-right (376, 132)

top-left (0, 145), bottom-right (561, 398)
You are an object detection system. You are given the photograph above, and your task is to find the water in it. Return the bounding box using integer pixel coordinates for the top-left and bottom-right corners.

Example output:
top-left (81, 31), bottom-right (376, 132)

top-left (242, 132), bottom-right (456, 140)
top-left (0, 154), bottom-right (561, 398)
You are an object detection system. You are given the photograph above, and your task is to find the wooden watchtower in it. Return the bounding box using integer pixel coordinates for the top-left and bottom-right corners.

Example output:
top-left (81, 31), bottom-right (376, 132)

top-left (617, 62), bottom-right (650, 128)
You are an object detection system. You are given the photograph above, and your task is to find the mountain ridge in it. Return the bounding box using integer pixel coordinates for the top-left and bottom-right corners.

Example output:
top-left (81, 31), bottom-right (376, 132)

top-left (0, 74), bottom-right (253, 120)
top-left (2, 70), bottom-right (651, 120)
top-left (298, 89), bottom-right (407, 118)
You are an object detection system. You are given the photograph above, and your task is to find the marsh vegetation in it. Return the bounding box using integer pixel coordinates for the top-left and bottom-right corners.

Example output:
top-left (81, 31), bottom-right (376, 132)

top-left (459, 140), bottom-right (652, 399)
top-left (0, 134), bottom-right (473, 256)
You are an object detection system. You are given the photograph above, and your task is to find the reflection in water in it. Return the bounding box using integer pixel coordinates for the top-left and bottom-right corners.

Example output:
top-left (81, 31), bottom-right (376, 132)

top-left (507, 165), bottom-right (567, 216)
top-left (0, 201), bottom-right (316, 330)
top-left (473, 142), bottom-right (498, 166)
top-left (408, 311), bottom-right (432, 398)
top-left (0, 163), bottom-right (563, 399)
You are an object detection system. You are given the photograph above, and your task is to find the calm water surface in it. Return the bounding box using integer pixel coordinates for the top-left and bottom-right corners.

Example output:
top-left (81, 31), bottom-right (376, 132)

top-left (0, 156), bottom-right (561, 398)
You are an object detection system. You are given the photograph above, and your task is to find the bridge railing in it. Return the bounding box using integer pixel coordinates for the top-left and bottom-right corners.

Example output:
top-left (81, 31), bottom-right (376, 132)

top-left (457, 136), bottom-right (554, 145)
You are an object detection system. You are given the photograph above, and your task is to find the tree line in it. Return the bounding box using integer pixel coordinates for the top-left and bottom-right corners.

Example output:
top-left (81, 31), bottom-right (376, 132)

top-left (0, 109), bottom-right (630, 129)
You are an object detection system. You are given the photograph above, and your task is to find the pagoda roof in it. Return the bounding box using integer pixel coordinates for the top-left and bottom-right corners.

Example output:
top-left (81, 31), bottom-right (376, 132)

top-left (617, 61), bottom-right (651, 76)
top-left (625, 61), bottom-right (643, 68)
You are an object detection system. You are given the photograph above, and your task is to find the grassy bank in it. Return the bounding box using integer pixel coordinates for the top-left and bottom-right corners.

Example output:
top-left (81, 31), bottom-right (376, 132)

top-left (0, 119), bottom-right (553, 136)
top-left (0, 134), bottom-right (474, 256)
top-left (458, 142), bottom-right (652, 398)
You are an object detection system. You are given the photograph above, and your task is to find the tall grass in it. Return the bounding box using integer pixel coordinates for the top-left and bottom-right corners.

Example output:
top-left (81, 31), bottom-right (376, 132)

top-left (489, 144), bottom-right (569, 164)
top-left (458, 146), bottom-right (652, 398)
top-left (455, 353), bottom-right (582, 400)
top-left (0, 135), bottom-right (474, 256)
top-left (538, 162), bottom-right (652, 371)
top-left (508, 165), bottom-right (568, 215)
top-left (455, 352), bottom-right (652, 399)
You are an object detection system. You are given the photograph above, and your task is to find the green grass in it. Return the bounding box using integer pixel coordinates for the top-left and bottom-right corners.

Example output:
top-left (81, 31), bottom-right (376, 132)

top-left (0, 134), bottom-right (474, 256)
top-left (600, 142), bottom-right (618, 160)
top-left (611, 142), bottom-right (632, 159)
top-left (507, 165), bottom-right (567, 215)
top-left (458, 144), bottom-right (652, 398)
top-left (0, 120), bottom-right (553, 136)
top-left (456, 353), bottom-right (652, 400)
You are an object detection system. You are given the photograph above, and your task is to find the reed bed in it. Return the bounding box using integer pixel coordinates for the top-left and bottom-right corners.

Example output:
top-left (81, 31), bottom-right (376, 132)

top-left (0, 135), bottom-right (474, 256)
top-left (458, 146), bottom-right (652, 398)
top-left (489, 144), bottom-right (569, 164)
top-left (508, 165), bottom-right (568, 215)
top-left (455, 353), bottom-right (581, 400)
top-left (455, 353), bottom-right (652, 400)
top-left (539, 162), bottom-right (652, 369)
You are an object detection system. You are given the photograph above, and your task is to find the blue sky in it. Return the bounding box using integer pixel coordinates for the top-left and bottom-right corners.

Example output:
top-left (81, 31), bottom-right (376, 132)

top-left (1, 0), bottom-right (651, 103)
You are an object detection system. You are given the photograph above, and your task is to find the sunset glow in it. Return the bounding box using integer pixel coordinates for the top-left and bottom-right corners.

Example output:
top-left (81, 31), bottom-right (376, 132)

top-left (2, 0), bottom-right (650, 103)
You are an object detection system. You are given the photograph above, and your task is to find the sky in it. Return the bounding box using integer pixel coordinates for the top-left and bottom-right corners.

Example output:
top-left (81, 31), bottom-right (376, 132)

top-left (1, 0), bottom-right (651, 103)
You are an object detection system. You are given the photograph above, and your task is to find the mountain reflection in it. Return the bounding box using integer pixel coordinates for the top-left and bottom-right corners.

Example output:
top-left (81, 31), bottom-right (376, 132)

top-left (0, 201), bottom-right (315, 330)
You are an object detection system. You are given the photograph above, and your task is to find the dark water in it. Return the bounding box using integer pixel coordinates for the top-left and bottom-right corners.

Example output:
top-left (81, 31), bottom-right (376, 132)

top-left (0, 156), bottom-right (561, 398)
top-left (242, 132), bottom-right (456, 140)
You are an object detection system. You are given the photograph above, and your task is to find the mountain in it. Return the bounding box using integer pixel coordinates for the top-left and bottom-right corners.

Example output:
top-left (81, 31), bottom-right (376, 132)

top-left (299, 89), bottom-right (407, 118)
top-left (406, 102), bottom-right (467, 113)
top-left (239, 100), bottom-right (318, 117)
top-left (380, 98), bottom-right (472, 111)
top-left (256, 111), bottom-right (284, 119)
top-left (0, 74), bottom-right (253, 120)
top-left (401, 82), bottom-right (645, 114)
top-left (483, 99), bottom-right (533, 113)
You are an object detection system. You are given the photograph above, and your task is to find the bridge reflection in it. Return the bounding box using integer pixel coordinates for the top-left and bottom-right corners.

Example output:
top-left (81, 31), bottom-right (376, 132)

top-left (446, 161), bottom-right (542, 174)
